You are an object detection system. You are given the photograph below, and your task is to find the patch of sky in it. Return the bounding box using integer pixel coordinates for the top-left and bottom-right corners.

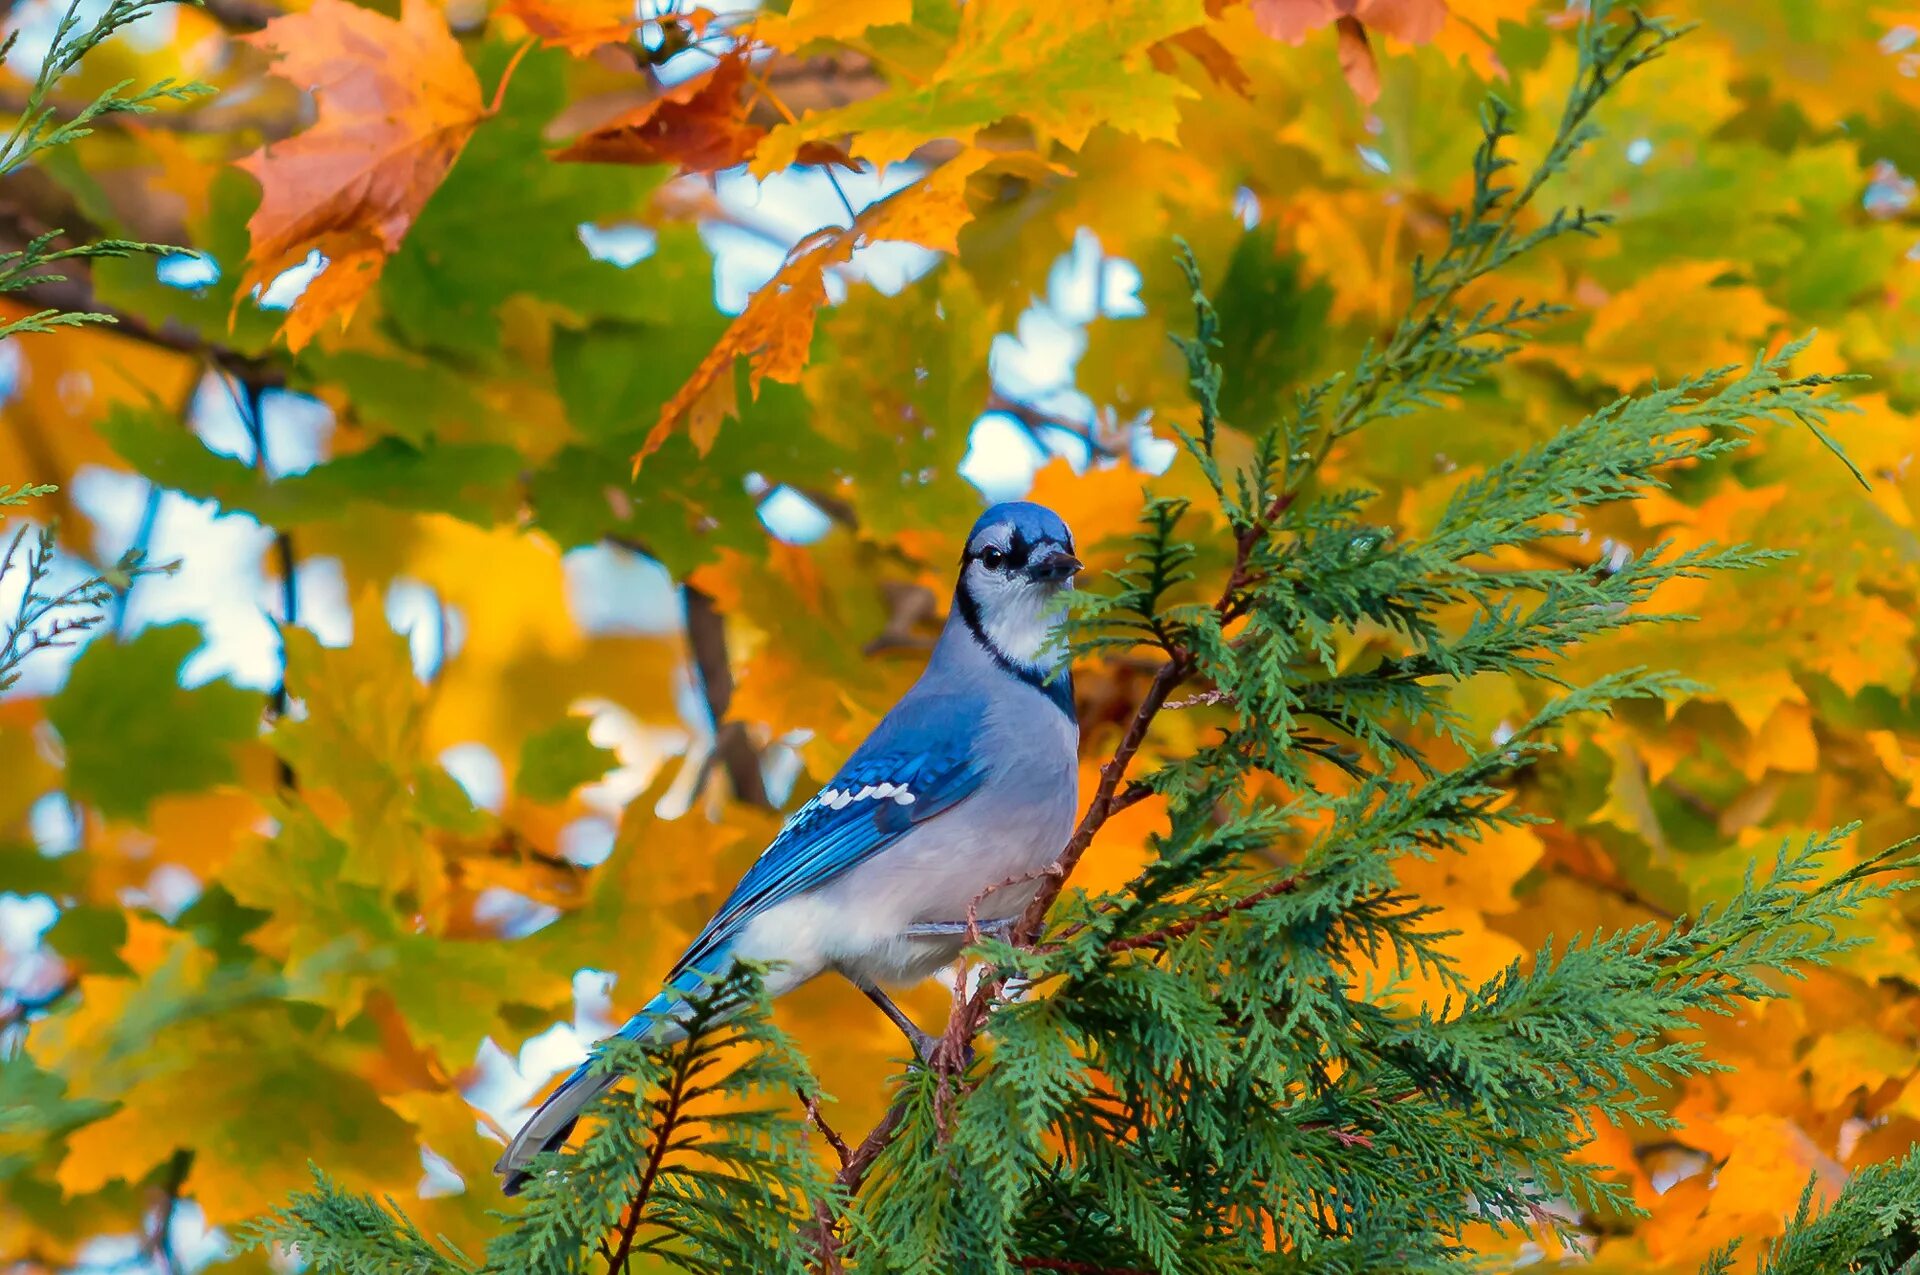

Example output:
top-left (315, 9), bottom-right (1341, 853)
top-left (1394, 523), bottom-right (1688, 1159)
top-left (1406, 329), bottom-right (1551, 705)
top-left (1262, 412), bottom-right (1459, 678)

top-left (990, 308), bottom-right (1089, 406)
top-left (469, 1021), bottom-right (590, 1130)
top-left (386, 578), bottom-right (463, 680)
top-left (1626, 137), bottom-right (1654, 165)
top-left (474, 886), bottom-right (561, 939)
top-left (119, 862), bottom-right (202, 922)
top-left (419, 1147), bottom-right (466, 1199)
top-left (558, 815), bottom-right (617, 868)
top-left (70, 466), bottom-right (283, 688)
top-left (293, 555), bottom-right (354, 646)
top-left (700, 163), bottom-right (938, 312)
top-left (758, 485), bottom-right (833, 543)
top-left (1864, 159), bottom-right (1916, 220)
top-left (157, 251), bottom-right (220, 290)
top-left (254, 248), bottom-right (324, 310)
top-left (578, 222), bottom-right (658, 267)
top-left (6, 0), bottom-right (176, 69)
top-left (959, 412), bottom-right (1051, 501)
top-left (439, 741), bottom-right (506, 813)
top-left (759, 732), bottom-right (809, 807)
top-left (563, 543), bottom-right (681, 636)
top-left (561, 696), bottom-right (691, 814)
top-left (29, 792), bottom-right (80, 855)
top-left (191, 374), bottom-right (334, 477)
top-left (573, 967), bottom-right (618, 1037)
top-left (0, 893), bottom-right (59, 955)
top-left (1234, 185), bottom-right (1262, 230)
top-left (0, 339), bottom-right (21, 404)
top-left (1047, 227), bottom-right (1145, 322)
top-left (0, 890), bottom-right (64, 1007)
top-left (1131, 423), bottom-right (1178, 475)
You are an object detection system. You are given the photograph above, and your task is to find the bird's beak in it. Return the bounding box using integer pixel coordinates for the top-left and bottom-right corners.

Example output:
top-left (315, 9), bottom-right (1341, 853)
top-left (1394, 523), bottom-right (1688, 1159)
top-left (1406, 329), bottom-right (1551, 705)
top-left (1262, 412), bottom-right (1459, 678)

top-left (1026, 548), bottom-right (1082, 584)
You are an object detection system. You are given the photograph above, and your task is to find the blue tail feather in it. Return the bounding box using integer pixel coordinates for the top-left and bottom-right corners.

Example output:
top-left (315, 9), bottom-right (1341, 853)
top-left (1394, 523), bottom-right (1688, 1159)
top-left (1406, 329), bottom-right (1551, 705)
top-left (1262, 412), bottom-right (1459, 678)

top-left (495, 954), bottom-right (730, 1194)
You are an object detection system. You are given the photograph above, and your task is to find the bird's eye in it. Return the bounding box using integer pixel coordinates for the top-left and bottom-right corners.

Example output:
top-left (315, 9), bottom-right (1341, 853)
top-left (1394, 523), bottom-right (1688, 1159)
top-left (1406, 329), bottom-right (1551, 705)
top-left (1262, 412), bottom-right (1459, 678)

top-left (979, 547), bottom-right (1006, 570)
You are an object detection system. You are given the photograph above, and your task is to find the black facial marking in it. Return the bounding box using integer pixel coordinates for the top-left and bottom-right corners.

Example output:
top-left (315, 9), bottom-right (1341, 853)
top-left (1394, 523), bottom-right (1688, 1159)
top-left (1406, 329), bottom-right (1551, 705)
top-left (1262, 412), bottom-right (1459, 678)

top-left (962, 526), bottom-right (1062, 572)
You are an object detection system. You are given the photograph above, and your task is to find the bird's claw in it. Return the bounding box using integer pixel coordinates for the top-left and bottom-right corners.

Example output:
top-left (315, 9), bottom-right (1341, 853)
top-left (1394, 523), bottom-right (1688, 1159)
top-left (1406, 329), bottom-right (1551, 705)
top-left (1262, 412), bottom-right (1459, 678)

top-left (902, 916), bottom-right (1018, 942)
top-left (909, 1027), bottom-right (974, 1072)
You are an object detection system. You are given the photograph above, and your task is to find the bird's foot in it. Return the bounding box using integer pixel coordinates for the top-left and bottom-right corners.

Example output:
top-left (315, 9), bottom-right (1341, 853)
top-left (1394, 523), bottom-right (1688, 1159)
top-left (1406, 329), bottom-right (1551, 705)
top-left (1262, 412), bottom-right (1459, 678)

top-left (902, 916), bottom-right (1018, 943)
top-left (916, 1028), bottom-right (975, 1073)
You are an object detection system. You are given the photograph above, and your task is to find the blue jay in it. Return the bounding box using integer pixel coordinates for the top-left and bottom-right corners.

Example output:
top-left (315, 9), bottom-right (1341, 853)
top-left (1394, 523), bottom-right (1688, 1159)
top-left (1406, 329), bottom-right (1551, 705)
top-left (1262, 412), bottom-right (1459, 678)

top-left (497, 501), bottom-right (1081, 1192)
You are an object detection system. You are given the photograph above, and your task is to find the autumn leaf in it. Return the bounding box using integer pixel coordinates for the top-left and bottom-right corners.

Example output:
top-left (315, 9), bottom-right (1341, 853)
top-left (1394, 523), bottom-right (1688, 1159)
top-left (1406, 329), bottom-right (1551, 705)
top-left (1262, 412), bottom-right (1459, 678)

top-left (557, 50), bottom-right (765, 172)
top-left (641, 148), bottom-right (992, 463)
top-left (558, 50), bottom-right (853, 173)
top-left (236, 0), bottom-right (489, 350)
top-left (497, 0), bottom-right (641, 56)
top-left (753, 0), bottom-right (1210, 172)
top-left (1250, 0), bottom-right (1449, 101)
top-left (754, 0), bottom-right (915, 52)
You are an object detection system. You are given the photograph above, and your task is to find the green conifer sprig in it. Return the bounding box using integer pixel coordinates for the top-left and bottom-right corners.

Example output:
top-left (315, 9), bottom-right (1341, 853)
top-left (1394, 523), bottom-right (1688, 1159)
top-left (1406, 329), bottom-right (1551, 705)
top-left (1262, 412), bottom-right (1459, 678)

top-left (248, 966), bottom-right (837, 1275)
top-left (1718, 1148), bottom-right (1920, 1274)
top-left (0, 495), bottom-right (175, 693)
top-left (0, 0), bottom-right (211, 341)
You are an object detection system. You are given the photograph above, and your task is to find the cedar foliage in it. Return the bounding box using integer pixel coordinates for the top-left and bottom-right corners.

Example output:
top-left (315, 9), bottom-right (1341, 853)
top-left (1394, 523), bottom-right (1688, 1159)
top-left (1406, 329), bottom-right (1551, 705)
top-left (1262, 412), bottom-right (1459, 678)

top-left (0, 0), bottom-right (206, 340)
top-left (240, 8), bottom-right (1920, 1271)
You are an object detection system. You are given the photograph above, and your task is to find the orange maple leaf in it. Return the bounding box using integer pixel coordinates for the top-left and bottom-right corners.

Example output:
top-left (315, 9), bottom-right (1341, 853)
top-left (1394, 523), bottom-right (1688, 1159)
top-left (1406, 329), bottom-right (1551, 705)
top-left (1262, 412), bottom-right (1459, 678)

top-left (235, 0), bottom-right (490, 351)
top-left (1250, 0), bottom-right (1448, 102)
top-left (497, 0), bottom-right (641, 56)
top-left (639, 149), bottom-right (992, 467)
top-left (557, 50), bottom-right (853, 174)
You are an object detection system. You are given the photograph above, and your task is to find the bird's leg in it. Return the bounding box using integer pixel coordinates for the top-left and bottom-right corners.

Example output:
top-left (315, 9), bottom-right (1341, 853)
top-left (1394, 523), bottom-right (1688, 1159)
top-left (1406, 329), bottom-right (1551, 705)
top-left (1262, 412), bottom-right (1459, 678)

top-left (901, 916), bottom-right (1018, 942)
top-left (853, 978), bottom-right (943, 1063)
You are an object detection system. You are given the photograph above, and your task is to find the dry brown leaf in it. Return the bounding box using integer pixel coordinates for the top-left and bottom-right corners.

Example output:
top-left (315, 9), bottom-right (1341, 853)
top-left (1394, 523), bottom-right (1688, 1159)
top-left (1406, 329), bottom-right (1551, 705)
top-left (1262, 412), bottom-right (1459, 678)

top-left (558, 50), bottom-right (854, 172)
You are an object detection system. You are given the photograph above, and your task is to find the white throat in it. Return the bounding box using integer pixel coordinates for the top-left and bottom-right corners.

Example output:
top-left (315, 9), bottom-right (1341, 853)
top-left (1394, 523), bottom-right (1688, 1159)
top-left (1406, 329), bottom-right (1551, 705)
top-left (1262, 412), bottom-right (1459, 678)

top-left (966, 575), bottom-right (1067, 674)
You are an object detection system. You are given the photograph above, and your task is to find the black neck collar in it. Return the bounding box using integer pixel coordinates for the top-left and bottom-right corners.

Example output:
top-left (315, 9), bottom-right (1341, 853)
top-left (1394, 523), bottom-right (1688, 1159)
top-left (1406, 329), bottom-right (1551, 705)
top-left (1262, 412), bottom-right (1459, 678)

top-left (954, 585), bottom-right (1075, 719)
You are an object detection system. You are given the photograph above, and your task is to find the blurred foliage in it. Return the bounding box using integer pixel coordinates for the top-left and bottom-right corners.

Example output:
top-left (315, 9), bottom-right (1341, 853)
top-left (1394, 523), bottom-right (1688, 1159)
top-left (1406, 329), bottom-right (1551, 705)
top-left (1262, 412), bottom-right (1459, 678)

top-left (3, 0), bottom-right (1920, 1269)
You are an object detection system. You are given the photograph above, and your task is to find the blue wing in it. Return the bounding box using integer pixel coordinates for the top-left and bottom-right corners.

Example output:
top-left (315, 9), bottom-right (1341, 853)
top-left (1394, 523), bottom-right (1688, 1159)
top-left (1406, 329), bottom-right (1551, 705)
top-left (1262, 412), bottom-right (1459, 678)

top-left (669, 692), bottom-right (987, 978)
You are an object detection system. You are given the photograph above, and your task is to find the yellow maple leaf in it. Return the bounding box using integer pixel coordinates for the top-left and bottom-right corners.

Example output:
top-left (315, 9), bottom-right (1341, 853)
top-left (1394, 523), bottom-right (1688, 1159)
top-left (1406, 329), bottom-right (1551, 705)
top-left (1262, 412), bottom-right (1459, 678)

top-left (754, 0), bottom-right (914, 52)
top-left (1573, 261), bottom-right (1786, 389)
top-left (753, 0), bottom-right (1207, 172)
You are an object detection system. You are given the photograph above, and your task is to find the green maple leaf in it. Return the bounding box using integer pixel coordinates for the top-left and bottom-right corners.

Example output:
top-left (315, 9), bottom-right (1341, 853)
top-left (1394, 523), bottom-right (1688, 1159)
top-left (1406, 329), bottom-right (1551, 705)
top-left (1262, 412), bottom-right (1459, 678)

top-left (48, 625), bottom-right (261, 822)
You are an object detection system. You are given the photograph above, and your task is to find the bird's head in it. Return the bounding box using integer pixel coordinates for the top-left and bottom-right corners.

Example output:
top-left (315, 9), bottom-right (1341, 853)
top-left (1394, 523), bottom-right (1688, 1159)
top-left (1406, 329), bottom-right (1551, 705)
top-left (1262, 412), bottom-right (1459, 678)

top-left (953, 501), bottom-right (1080, 674)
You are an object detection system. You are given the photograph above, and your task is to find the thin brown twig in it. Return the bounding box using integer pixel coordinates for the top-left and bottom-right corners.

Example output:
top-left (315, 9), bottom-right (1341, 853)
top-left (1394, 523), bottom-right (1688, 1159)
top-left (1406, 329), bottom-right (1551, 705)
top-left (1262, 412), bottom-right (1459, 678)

top-left (683, 583), bottom-right (771, 809)
top-left (795, 1087), bottom-right (849, 1167)
top-left (607, 1052), bottom-right (693, 1274)
top-left (1101, 873), bottom-right (1302, 954)
top-left (8, 273), bottom-right (286, 387)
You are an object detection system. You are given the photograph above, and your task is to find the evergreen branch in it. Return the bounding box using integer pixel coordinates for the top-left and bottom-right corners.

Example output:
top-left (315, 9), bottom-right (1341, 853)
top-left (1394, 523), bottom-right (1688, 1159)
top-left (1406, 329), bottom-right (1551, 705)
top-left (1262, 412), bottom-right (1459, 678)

top-left (0, 504), bottom-right (176, 694)
top-left (1100, 873), bottom-right (1303, 954)
top-left (1735, 1148), bottom-right (1920, 1274)
top-left (0, 0), bottom-right (213, 339)
top-left (605, 1037), bottom-right (697, 1275)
